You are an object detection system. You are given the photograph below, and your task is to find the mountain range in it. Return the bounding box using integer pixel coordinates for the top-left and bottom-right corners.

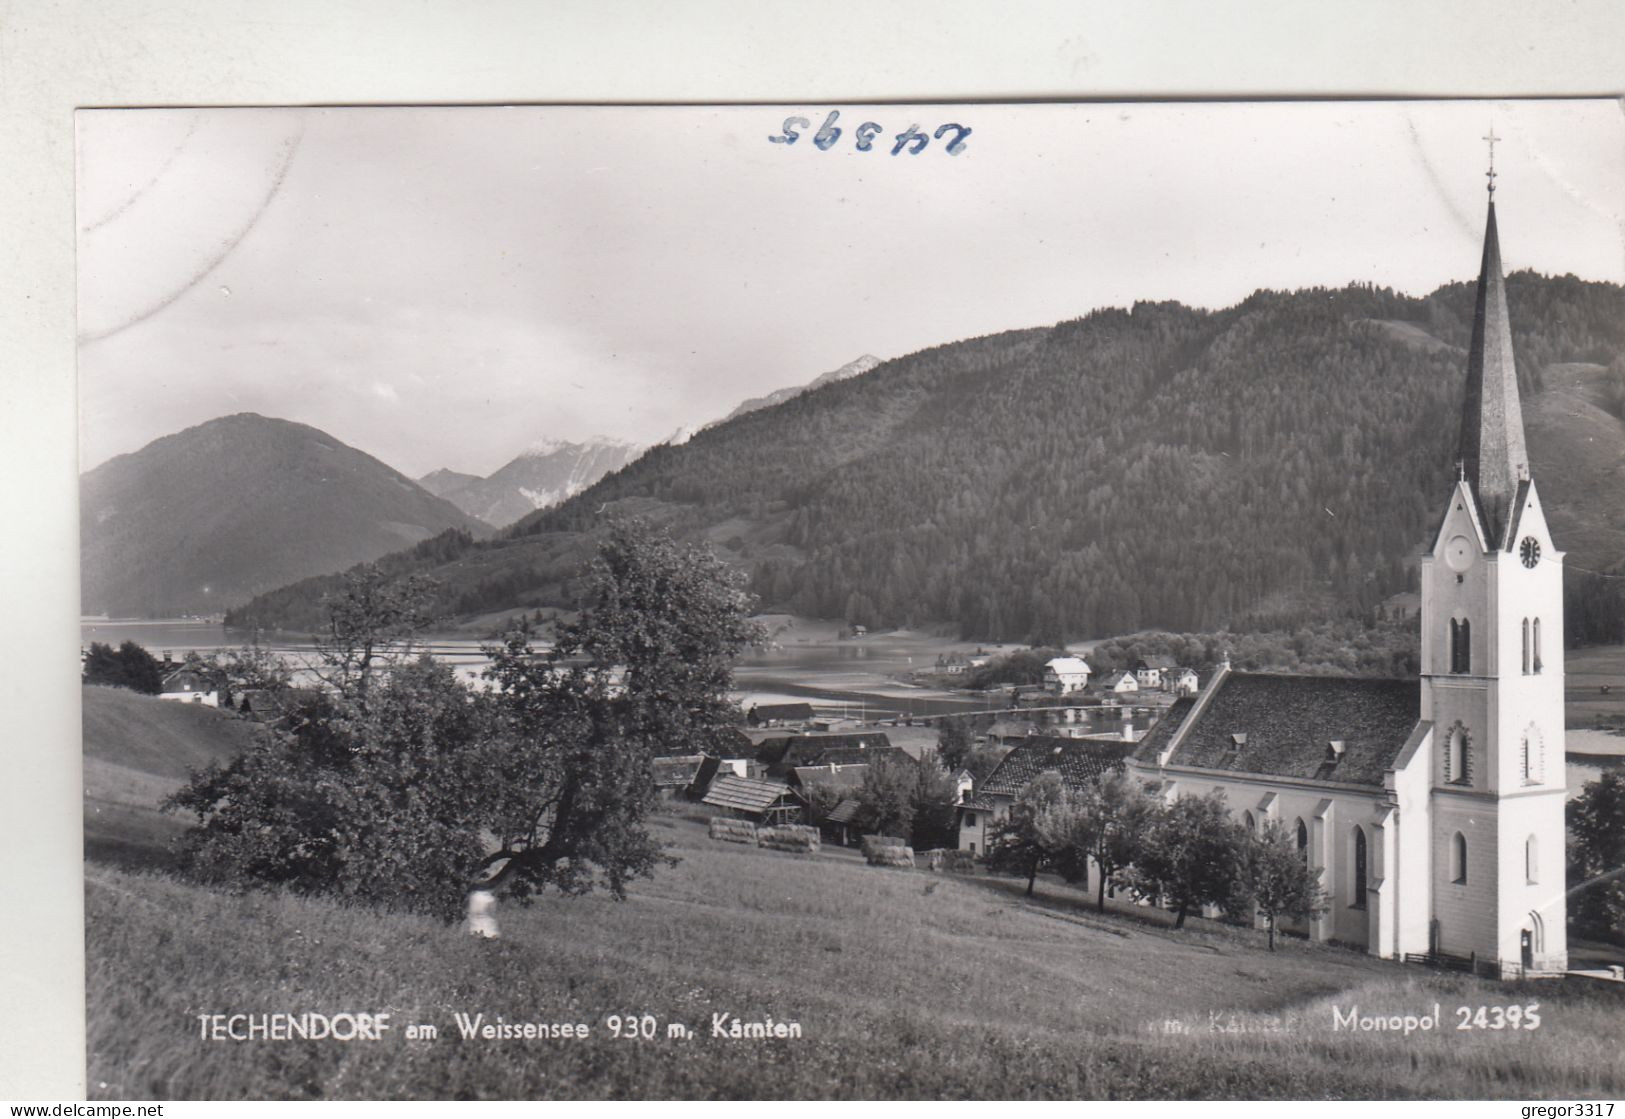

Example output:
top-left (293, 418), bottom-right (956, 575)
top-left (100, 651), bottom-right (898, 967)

top-left (224, 272), bottom-right (1625, 644)
top-left (80, 414), bottom-right (492, 618)
top-left (417, 437), bottom-right (644, 528)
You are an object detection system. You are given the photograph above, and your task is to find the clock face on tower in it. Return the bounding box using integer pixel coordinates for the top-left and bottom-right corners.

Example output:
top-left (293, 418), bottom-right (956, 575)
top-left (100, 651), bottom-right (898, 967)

top-left (1520, 537), bottom-right (1542, 569)
top-left (1445, 535), bottom-right (1475, 573)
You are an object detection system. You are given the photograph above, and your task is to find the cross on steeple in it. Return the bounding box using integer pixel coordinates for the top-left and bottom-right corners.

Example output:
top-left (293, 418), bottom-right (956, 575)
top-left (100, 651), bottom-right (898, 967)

top-left (1484, 126), bottom-right (1500, 196)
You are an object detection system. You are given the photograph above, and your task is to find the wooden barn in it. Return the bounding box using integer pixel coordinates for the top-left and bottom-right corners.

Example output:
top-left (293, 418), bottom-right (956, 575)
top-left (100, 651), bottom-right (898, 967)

top-left (701, 774), bottom-right (801, 826)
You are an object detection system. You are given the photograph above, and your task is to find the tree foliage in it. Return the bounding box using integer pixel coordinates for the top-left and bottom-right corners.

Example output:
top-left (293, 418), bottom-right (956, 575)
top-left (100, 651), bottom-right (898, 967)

top-left (168, 521), bottom-right (760, 922)
top-left (1067, 768), bottom-right (1158, 911)
top-left (1237, 820), bottom-right (1329, 949)
top-left (854, 752), bottom-right (919, 841)
top-left (986, 772), bottom-right (1070, 897)
top-left (1121, 792), bottom-right (1250, 929)
top-left (81, 640), bottom-right (165, 695)
top-left (1568, 772), bottom-right (1625, 944)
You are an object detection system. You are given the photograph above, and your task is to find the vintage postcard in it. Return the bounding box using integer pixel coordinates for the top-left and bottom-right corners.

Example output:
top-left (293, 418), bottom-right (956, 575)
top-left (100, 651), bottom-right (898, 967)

top-left (76, 100), bottom-right (1625, 1101)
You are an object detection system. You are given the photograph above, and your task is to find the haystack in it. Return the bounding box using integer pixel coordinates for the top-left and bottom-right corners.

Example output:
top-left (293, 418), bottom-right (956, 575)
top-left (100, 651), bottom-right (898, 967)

top-left (757, 824), bottom-right (821, 853)
top-left (708, 816), bottom-right (759, 844)
top-left (865, 844), bottom-right (916, 868)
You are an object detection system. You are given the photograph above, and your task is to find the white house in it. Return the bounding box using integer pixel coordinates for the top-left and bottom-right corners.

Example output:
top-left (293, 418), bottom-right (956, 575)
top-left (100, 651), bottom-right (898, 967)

top-left (159, 667), bottom-right (218, 707)
top-left (1101, 671), bottom-right (1138, 695)
top-left (1133, 655), bottom-right (1176, 690)
top-left (1170, 668), bottom-right (1200, 696)
top-left (1043, 656), bottom-right (1091, 695)
top-left (1127, 191), bottom-right (1567, 977)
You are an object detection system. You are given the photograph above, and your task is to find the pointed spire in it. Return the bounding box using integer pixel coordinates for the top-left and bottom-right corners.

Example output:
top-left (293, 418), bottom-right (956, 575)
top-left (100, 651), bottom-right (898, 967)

top-left (1456, 193), bottom-right (1528, 544)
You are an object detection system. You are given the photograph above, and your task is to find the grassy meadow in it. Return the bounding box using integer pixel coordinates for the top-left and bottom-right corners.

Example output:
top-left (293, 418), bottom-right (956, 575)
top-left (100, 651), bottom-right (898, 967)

top-left (82, 682), bottom-right (1625, 1100)
top-left (87, 808), bottom-right (1625, 1101)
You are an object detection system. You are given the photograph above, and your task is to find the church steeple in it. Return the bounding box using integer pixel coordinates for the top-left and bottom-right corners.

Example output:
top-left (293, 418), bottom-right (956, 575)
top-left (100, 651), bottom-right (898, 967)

top-left (1456, 165), bottom-right (1528, 545)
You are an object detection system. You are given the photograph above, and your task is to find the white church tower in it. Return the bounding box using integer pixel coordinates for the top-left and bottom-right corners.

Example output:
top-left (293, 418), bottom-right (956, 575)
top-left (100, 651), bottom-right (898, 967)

top-left (1419, 140), bottom-right (1567, 975)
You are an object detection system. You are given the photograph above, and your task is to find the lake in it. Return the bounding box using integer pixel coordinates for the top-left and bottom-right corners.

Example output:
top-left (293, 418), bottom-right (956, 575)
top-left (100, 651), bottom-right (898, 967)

top-left (77, 619), bottom-right (991, 718)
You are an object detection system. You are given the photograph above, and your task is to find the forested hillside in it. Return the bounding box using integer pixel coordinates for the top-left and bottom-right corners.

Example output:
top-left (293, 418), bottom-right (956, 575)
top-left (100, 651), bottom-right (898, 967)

top-left (227, 273), bottom-right (1625, 644)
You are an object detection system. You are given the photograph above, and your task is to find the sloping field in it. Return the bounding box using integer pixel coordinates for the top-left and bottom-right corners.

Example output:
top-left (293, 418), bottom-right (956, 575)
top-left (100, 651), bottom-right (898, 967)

top-left (82, 685), bottom-right (262, 869)
top-left (86, 814), bottom-right (1625, 1101)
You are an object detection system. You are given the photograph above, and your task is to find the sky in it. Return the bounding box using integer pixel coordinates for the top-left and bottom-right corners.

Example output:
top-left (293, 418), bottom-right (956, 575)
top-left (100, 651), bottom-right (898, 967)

top-left (75, 100), bottom-right (1625, 479)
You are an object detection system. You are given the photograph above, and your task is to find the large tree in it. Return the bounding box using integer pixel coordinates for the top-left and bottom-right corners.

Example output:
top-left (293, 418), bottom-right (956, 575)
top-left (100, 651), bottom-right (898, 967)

top-left (469, 521), bottom-right (763, 907)
top-left (1065, 767), bottom-right (1157, 912)
top-left (854, 752), bottom-right (919, 840)
top-left (986, 771), bottom-right (1070, 896)
top-left (168, 521), bottom-right (760, 924)
top-left (1123, 792), bottom-right (1249, 929)
top-left (81, 640), bottom-right (165, 695)
top-left (1238, 819), bottom-right (1328, 949)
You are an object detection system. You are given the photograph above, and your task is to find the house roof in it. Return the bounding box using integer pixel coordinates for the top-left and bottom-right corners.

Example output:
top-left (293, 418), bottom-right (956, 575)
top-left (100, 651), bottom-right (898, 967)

top-left (1102, 671), bottom-right (1137, 686)
top-left (1132, 672), bottom-right (1421, 788)
top-left (824, 797), bottom-right (862, 825)
top-left (652, 754), bottom-right (709, 787)
top-left (977, 736), bottom-right (1136, 800)
top-left (753, 702), bottom-right (814, 721)
top-left (1046, 656), bottom-right (1091, 675)
top-left (702, 774), bottom-right (794, 814)
top-left (791, 763), bottom-right (869, 792)
top-left (753, 732), bottom-right (892, 767)
top-left (1136, 655), bottom-right (1178, 671)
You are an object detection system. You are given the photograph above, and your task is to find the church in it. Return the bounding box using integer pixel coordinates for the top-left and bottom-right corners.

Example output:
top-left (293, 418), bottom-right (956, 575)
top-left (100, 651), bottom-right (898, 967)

top-left (1128, 169), bottom-right (1569, 977)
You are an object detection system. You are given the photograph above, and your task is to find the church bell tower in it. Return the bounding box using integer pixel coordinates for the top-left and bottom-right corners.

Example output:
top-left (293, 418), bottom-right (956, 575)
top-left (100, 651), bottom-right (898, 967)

top-left (1418, 135), bottom-right (1567, 976)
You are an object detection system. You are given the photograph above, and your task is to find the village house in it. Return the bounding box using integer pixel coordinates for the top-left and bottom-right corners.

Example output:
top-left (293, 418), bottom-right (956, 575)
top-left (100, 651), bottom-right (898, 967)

top-left (651, 755), bottom-right (720, 800)
top-left (752, 732), bottom-right (897, 779)
top-left (1169, 667), bottom-right (1200, 696)
top-left (1043, 656), bottom-right (1091, 695)
top-left (1127, 190), bottom-right (1568, 977)
top-left (1133, 654), bottom-right (1177, 690)
top-left (1100, 671), bottom-right (1139, 695)
top-left (158, 666), bottom-right (218, 706)
top-left (957, 736), bottom-right (1136, 857)
top-left (747, 702), bottom-right (815, 729)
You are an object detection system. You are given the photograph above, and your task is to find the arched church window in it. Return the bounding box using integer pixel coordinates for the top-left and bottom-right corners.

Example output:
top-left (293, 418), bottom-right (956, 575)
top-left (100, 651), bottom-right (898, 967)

top-left (1522, 618), bottom-right (1531, 675)
top-left (1526, 835), bottom-right (1539, 884)
top-left (1296, 818), bottom-right (1308, 865)
top-left (1451, 832), bottom-right (1467, 884)
top-left (1533, 618), bottom-right (1542, 674)
top-left (1352, 827), bottom-right (1368, 909)
top-left (1445, 723), bottom-right (1470, 785)
top-left (1450, 618), bottom-right (1471, 674)
top-left (1243, 811), bottom-right (1255, 833)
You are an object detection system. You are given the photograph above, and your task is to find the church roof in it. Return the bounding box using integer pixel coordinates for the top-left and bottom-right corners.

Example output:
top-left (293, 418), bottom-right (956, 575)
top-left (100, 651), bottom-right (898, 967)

top-left (1131, 672), bottom-right (1421, 788)
top-left (1457, 199), bottom-right (1529, 546)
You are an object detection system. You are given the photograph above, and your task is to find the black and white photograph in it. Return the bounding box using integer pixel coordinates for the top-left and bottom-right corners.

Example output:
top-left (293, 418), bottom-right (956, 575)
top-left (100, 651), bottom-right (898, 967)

top-left (70, 98), bottom-right (1625, 1100)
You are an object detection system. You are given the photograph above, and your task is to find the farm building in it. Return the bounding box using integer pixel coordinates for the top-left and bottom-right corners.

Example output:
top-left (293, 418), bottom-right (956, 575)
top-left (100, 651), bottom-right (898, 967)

top-left (957, 736), bottom-right (1135, 857)
top-left (701, 774), bottom-right (802, 826)
top-left (747, 702), bottom-right (815, 728)
top-left (1169, 667), bottom-right (1200, 696)
top-left (818, 797), bottom-right (863, 846)
top-left (753, 732), bottom-right (897, 778)
top-left (788, 762), bottom-right (869, 799)
top-left (651, 754), bottom-right (720, 800)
